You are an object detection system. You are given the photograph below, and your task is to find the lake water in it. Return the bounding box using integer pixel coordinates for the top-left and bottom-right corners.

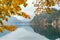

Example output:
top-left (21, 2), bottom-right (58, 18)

top-left (0, 21), bottom-right (34, 37)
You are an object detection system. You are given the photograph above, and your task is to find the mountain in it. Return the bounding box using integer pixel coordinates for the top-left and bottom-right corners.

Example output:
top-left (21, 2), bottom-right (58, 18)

top-left (30, 9), bottom-right (60, 40)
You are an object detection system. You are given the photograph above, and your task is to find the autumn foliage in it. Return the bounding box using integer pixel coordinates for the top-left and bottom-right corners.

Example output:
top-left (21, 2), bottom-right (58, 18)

top-left (33, 0), bottom-right (60, 15)
top-left (0, 0), bottom-right (31, 32)
top-left (0, 25), bottom-right (17, 32)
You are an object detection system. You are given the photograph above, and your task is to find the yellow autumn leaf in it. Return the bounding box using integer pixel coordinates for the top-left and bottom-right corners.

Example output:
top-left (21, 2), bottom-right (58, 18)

top-left (21, 12), bottom-right (30, 19)
top-left (3, 25), bottom-right (17, 32)
top-left (0, 27), bottom-right (5, 33)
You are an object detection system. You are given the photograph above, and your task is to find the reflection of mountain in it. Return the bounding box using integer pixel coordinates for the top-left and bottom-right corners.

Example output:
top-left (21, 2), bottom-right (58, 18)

top-left (31, 9), bottom-right (60, 40)
top-left (0, 30), bottom-right (10, 37)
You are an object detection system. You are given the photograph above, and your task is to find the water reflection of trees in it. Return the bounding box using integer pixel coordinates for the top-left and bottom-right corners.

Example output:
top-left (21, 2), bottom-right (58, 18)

top-left (31, 9), bottom-right (60, 40)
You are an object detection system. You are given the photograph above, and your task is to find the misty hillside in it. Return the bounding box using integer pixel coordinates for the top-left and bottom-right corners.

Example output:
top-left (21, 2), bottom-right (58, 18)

top-left (31, 9), bottom-right (60, 40)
